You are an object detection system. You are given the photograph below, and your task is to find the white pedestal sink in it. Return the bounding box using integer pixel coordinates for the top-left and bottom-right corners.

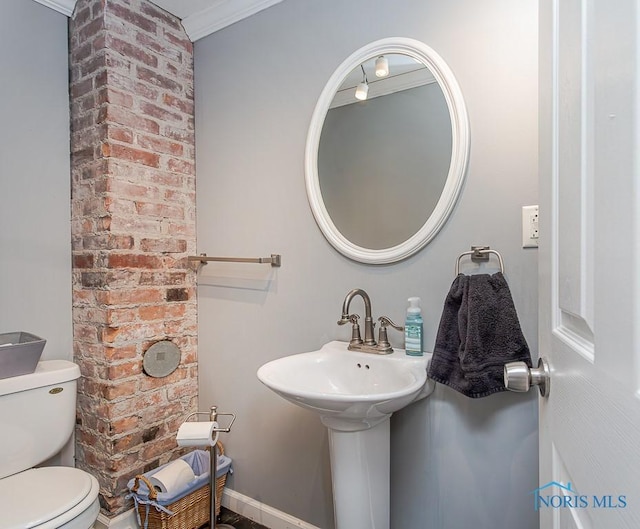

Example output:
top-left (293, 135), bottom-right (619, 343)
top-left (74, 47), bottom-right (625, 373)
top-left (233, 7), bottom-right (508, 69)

top-left (257, 341), bottom-right (434, 529)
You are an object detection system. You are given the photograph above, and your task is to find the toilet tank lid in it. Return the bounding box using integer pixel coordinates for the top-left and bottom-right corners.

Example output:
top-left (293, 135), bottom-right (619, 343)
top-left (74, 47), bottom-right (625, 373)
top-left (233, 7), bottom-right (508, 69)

top-left (0, 360), bottom-right (80, 397)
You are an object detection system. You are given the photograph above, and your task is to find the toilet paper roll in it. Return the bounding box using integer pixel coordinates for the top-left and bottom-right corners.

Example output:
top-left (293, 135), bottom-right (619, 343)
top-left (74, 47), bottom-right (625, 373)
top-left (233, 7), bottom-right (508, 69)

top-left (176, 421), bottom-right (219, 447)
top-left (149, 459), bottom-right (196, 494)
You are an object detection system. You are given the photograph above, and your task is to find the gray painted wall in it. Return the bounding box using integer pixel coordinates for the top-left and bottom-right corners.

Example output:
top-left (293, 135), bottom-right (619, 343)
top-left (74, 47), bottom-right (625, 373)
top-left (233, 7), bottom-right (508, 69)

top-left (194, 1), bottom-right (538, 528)
top-left (0, 0), bottom-right (72, 363)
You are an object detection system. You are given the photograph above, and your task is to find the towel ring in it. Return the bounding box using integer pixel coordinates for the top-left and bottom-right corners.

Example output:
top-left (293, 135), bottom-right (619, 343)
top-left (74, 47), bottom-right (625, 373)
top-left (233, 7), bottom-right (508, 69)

top-left (455, 246), bottom-right (505, 275)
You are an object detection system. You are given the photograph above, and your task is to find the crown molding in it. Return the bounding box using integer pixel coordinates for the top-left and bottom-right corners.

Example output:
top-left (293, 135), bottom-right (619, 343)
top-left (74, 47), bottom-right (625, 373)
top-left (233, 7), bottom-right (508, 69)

top-left (182, 0), bottom-right (283, 41)
top-left (31, 0), bottom-right (76, 16)
top-left (30, 0), bottom-right (282, 41)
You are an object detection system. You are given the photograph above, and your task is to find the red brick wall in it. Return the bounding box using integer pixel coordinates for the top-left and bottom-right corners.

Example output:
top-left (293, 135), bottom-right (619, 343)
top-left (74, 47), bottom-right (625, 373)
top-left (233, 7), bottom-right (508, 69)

top-left (69, 0), bottom-right (197, 515)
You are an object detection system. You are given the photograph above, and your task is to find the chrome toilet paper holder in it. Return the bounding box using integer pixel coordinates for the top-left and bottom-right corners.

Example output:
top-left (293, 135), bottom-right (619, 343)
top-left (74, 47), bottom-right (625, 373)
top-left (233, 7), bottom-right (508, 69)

top-left (180, 406), bottom-right (236, 529)
top-left (183, 406), bottom-right (236, 433)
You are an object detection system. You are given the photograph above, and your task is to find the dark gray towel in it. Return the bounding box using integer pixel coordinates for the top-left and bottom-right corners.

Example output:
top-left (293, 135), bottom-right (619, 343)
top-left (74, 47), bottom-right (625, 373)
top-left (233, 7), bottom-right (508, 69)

top-left (427, 272), bottom-right (532, 398)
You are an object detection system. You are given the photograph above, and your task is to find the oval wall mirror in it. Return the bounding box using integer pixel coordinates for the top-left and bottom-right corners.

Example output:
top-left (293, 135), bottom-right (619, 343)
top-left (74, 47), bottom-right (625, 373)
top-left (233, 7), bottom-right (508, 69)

top-left (305, 38), bottom-right (470, 264)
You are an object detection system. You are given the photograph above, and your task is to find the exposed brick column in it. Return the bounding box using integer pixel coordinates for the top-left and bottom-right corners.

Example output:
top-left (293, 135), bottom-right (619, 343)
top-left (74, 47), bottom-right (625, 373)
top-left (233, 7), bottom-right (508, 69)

top-left (69, 0), bottom-right (197, 515)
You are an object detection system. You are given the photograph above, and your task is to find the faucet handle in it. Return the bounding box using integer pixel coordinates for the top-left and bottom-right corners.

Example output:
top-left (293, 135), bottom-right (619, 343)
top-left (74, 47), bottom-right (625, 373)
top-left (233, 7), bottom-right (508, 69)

top-left (377, 316), bottom-right (404, 350)
top-left (337, 313), bottom-right (359, 325)
top-left (378, 316), bottom-right (403, 331)
top-left (339, 314), bottom-right (364, 346)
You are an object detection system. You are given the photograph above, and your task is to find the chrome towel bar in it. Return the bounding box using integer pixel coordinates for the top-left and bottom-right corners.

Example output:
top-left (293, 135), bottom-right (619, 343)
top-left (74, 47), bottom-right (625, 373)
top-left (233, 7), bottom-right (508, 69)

top-left (188, 253), bottom-right (282, 267)
top-left (455, 246), bottom-right (504, 275)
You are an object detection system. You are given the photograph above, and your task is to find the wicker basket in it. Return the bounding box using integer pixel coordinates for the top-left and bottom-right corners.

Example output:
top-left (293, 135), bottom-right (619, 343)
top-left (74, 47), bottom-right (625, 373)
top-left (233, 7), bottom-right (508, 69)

top-left (131, 442), bottom-right (228, 529)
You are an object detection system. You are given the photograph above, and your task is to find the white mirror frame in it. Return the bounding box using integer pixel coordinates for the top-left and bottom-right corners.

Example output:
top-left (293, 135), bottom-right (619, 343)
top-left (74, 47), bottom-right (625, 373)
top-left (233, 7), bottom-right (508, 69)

top-left (305, 37), bottom-right (470, 264)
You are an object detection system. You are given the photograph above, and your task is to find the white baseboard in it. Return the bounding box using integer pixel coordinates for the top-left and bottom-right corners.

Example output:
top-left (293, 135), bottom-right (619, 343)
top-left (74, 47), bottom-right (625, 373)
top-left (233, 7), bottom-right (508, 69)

top-left (94, 508), bottom-right (138, 529)
top-left (220, 488), bottom-right (321, 529)
top-left (93, 488), bottom-right (320, 529)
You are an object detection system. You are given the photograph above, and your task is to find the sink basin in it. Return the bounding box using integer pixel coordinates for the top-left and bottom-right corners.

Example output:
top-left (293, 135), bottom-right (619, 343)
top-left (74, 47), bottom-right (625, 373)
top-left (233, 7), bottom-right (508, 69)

top-left (257, 340), bottom-right (434, 431)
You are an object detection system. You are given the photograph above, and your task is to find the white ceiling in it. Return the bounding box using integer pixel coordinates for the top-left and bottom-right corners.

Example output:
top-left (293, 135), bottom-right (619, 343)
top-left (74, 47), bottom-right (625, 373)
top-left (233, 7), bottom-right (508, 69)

top-left (151, 0), bottom-right (223, 20)
top-left (32, 0), bottom-right (283, 41)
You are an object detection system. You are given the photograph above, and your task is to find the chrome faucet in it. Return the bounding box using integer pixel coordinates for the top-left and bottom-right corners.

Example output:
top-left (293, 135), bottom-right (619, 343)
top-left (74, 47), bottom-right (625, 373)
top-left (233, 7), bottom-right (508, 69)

top-left (337, 289), bottom-right (403, 354)
top-left (338, 288), bottom-right (377, 346)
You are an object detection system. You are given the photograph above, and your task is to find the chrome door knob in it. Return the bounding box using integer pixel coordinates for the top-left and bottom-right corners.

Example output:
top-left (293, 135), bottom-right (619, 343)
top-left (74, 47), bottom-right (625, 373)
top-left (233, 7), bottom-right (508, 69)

top-left (504, 357), bottom-right (550, 397)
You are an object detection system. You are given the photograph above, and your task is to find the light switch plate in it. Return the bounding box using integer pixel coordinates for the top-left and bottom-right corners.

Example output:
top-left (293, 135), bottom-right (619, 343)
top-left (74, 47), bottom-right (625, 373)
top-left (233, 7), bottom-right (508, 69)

top-left (522, 205), bottom-right (539, 248)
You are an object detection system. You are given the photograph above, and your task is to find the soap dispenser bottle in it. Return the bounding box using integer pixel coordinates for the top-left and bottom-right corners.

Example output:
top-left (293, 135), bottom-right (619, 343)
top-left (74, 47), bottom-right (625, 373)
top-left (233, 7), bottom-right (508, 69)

top-left (405, 297), bottom-right (424, 356)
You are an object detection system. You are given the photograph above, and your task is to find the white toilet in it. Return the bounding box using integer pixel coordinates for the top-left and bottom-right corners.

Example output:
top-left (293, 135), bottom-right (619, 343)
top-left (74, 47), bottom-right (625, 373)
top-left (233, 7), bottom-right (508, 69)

top-left (0, 360), bottom-right (100, 529)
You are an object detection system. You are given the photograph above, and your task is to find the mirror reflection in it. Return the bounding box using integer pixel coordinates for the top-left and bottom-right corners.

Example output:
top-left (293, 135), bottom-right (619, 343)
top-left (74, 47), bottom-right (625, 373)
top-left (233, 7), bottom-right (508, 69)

top-left (317, 54), bottom-right (452, 250)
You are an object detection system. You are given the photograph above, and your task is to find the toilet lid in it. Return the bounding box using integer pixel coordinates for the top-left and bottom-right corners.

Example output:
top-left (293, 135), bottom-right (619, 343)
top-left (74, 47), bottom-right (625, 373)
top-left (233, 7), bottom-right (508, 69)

top-left (0, 467), bottom-right (93, 529)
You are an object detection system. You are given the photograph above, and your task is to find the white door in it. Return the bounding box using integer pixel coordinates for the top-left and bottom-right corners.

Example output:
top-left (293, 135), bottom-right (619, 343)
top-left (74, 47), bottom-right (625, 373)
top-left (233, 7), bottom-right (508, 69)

top-left (537, 0), bottom-right (640, 528)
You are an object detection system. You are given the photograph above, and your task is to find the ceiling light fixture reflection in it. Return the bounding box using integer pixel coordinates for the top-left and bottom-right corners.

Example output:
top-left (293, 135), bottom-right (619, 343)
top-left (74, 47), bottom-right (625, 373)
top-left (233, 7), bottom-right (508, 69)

top-left (355, 64), bottom-right (369, 100)
top-left (375, 55), bottom-right (389, 77)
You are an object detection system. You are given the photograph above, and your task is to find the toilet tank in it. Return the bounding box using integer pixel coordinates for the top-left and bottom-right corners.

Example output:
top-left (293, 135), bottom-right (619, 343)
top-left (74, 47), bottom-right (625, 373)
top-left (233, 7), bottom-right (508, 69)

top-left (0, 360), bottom-right (80, 479)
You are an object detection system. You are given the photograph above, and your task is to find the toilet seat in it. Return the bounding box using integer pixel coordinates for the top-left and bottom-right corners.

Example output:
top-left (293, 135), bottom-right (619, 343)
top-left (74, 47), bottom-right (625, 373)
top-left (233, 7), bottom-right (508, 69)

top-left (0, 466), bottom-right (100, 529)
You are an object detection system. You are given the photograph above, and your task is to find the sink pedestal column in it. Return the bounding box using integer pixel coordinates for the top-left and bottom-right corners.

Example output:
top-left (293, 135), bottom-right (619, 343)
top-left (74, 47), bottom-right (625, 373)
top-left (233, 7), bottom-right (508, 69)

top-left (327, 418), bottom-right (390, 529)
